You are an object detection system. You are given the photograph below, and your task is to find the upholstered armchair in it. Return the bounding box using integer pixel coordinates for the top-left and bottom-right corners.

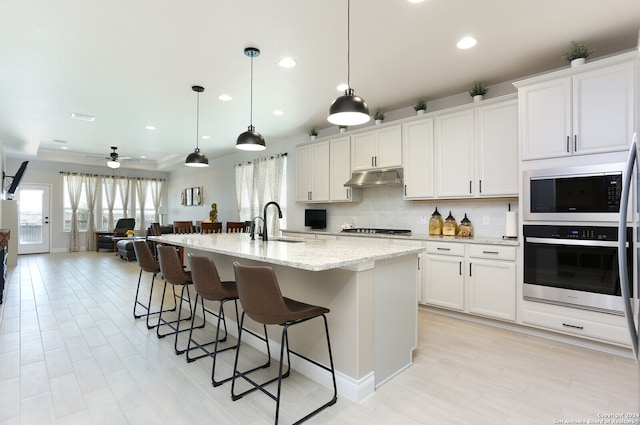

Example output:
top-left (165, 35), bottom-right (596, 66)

top-left (95, 218), bottom-right (136, 252)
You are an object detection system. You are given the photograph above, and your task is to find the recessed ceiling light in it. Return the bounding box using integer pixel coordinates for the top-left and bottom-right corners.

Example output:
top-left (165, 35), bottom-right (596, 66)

top-left (60, 146), bottom-right (69, 150)
top-left (140, 155), bottom-right (147, 159)
top-left (457, 36), bottom-right (477, 49)
top-left (218, 94), bottom-right (232, 101)
top-left (70, 112), bottom-right (95, 122)
top-left (407, 0), bottom-right (424, 3)
top-left (278, 57), bottom-right (296, 68)
top-left (201, 135), bottom-right (211, 140)
top-left (273, 110), bottom-right (284, 116)
top-left (336, 83), bottom-right (348, 92)
top-left (145, 125), bottom-right (156, 130)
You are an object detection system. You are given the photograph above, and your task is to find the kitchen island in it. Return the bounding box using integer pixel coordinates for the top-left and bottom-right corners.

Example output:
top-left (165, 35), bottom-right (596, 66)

top-left (149, 233), bottom-right (424, 402)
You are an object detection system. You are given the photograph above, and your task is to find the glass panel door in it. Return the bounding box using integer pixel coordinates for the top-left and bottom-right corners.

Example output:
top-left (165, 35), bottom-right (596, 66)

top-left (17, 185), bottom-right (50, 254)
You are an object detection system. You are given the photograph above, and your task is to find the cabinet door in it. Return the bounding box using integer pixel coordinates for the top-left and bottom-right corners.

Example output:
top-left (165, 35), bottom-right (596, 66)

top-left (467, 259), bottom-right (516, 321)
top-left (295, 145), bottom-right (312, 202)
top-left (573, 61), bottom-right (634, 155)
top-left (519, 77), bottom-right (572, 160)
top-left (376, 125), bottom-right (402, 168)
top-left (351, 131), bottom-right (377, 170)
top-left (424, 254), bottom-right (464, 310)
top-left (310, 141), bottom-right (330, 201)
top-left (403, 119), bottom-right (434, 199)
top-left (435, 109), bottom-right (474, 197)
top-left (330, 136), bottom-right (353, 201)
top-left (475, 100), bottom-right (518, 197)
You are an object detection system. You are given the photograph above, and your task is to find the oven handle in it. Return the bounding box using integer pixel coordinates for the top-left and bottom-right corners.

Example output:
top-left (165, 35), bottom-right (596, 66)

top-left (618, 132), bottom-right (638, 363)
top-left (526, 237), bottom-right (624, 248)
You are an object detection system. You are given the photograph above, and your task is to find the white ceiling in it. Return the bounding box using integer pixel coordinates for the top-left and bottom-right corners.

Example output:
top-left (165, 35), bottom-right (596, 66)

top-left (1, 0), bottom-right (639, 171)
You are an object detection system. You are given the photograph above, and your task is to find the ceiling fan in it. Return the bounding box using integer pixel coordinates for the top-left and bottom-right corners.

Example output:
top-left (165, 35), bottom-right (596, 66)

top-left (87, 146), bottom-right (133, 169)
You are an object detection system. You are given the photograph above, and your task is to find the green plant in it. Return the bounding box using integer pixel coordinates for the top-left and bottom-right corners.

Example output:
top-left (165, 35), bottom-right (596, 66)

top-left (374, 109), bottom-right (385, 121)
top-left (413, 99), bottom-right (427, 111)
top-left (562, 41), bottom-right (594, 62)
top-left (308, 127), bottom-right (318, 137)
top-left (469, 82), bottom-right (488, 97)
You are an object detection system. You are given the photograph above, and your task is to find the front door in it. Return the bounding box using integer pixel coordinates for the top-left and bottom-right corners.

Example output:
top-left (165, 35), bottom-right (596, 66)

top-left (17, 184), bottom-right (51, 254)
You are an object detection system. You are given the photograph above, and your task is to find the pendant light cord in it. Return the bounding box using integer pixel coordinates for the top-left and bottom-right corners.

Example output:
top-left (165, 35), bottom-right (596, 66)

top-left (347, 0), bottom-right (351, 90)
top-left (250, 54), bottom-right (254, 127)
top-left (195, 90), bottom-right (200, 149)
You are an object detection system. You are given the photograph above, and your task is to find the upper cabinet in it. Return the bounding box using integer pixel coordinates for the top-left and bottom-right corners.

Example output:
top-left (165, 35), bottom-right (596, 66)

top-left (330, 136), bottom-right (362, 203)
top-left (295, 141), bottom-right (330, 202)
top-left (403, 118), bottom-right (435, 199)
top-left (351, 124), bottom-right (402, 171)
top-left (516, 53), bottom-right (635, 160)
top-left (435, 109), bottom-right (475, 198)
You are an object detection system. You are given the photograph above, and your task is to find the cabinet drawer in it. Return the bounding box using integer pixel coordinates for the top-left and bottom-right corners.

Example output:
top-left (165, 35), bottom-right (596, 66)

top-left (521, 308), bottom-right (630, 346)
top-left (467, 244), bottom-right (516, 261)
top-left (426, 241), bottom-right (464, 256)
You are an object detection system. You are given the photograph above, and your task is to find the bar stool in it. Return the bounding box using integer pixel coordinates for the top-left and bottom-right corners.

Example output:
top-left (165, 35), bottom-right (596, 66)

top-left (156, 245), bottom-right (201, 355)
top-left (132, 240), bottom-right (176, 329)
top-left (231, 262), bottom-right (337, 425)
top-left (186, 254), bottom-right (271, 386)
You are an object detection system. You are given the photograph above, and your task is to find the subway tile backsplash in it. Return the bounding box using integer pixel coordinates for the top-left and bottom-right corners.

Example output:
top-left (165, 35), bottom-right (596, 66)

top-left (294, 186), bottom-right (518, 238)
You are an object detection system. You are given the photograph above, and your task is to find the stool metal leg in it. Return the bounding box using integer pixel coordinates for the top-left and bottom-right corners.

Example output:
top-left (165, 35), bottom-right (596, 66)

top-left (156, 281), bottom-right (195, 355)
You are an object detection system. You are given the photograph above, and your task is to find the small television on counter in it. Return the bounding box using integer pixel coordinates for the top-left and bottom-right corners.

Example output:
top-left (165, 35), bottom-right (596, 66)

top-left (304, 209), bottom-right (327, 229)
top-left (3, 161), bottom-right (28, 200)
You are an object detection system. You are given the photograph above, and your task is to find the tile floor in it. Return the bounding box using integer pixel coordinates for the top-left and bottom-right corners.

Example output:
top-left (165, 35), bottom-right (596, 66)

top-left (0, 251), bottom-right (639, 425)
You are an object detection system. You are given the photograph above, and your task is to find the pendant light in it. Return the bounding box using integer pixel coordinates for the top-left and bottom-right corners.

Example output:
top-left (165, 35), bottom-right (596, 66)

top-left (327, 0), bottom-right (370, 126)
top-left (236, 47), bottom-right (266, 151)
top-left (185, 85), bottom-right (209, 167)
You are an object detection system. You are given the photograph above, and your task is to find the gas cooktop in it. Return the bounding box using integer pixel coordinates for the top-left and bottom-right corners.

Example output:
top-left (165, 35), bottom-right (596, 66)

top-left (341, 228), bottom-right (412, 235)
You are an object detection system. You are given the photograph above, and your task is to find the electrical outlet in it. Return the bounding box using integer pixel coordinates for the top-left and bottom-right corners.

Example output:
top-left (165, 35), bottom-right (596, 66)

top-left (482, 215), bottom-right (490, 225)
top-left (419, 215), bottom-right (426, 224)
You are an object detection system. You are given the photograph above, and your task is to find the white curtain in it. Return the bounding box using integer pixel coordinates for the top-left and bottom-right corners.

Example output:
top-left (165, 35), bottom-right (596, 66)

top-left (234, 153), bottom-right (286, 237)
top-left (85, 176), bottom-right (100, 251)
top-left (66, 174), bottom-right (84, 252)
top-left (103, 177), bottom-right (117, 230)
top-left (136, 179), bottom-right (149, 232)
top-left (117, 177), bottom-right (130, 217)
top-left (150, 180), bottom-right (163, 223)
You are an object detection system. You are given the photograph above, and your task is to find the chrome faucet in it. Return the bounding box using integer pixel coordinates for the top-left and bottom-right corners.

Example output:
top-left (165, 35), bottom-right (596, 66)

top-left (249, 216), bottom-right (264, 241)
top-left (262, 201), bottom-right (282, 241)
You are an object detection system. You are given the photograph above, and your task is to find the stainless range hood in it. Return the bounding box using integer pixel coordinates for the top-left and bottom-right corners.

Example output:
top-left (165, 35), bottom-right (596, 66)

top-left (344, 168), bottom-right (403, 188)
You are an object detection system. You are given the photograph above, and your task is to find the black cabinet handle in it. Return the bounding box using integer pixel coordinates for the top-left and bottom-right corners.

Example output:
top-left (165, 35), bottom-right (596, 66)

top-left (479, 180), bottom-right (482, 193)
top-left (469, 181), bottom-right (472, 193)
top-left (459, 261), bottom-right (462, 275)
top-left (404, 185), bottom-right (407, 196)
top-left (574, 134), bottom-right (577, 152)
top-left (566, 136), bottom-right (570, 152)
top-left (562, 322), bottom-right (584, 330)
top-left (469, 263), bottom-right (472, 277)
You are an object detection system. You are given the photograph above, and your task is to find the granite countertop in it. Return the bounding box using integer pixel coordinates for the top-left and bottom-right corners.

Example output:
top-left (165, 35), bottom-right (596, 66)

top-left (282, 228), bottom-right (520, 246)
top-left (148, 233), bottom-right (425, 272)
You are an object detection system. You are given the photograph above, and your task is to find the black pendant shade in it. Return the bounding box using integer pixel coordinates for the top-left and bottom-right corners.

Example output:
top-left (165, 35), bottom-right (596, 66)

top-left (327, 0), bottom-right (370, 126)
top-left (328, 88), bottom-right (370, 125)
top-left (236, 47), bottom-right (266, 151)
top-left (185, 85), bottom-right (209, 167)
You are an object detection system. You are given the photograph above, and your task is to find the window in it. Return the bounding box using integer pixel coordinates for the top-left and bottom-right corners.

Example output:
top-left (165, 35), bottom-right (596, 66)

top-left (63, 176), bottom-right (89, 231)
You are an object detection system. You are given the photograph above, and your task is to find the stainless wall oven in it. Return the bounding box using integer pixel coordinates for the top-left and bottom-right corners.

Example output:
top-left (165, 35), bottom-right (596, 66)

top-left (523, 225), bottom-right (632, 314)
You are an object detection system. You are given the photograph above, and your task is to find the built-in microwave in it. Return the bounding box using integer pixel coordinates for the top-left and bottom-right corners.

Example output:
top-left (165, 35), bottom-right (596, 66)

top-left (523, 163), bottom-right (628, 222)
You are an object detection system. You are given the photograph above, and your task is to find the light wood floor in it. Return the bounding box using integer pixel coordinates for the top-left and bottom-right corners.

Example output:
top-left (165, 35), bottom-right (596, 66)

top-left (0, 251), bottom-right (638, 425)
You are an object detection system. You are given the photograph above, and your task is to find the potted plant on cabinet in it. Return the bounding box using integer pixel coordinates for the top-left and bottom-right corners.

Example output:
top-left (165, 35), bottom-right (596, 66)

top-left (374, 109), bottom-right (385, 125)
top-left (469, 82), bottom-right (488, 102)
top-left (339, 125), bottom-right (348, 133)
top-left (562, 41), bottom-right (594, 67)
top-left (309, 127), bottom-right (318, 140)
top-left (414, 99), bottom-right (427, 115)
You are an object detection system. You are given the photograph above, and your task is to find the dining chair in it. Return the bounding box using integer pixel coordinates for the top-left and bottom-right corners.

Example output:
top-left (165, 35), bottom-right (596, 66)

top-left (201, 222), bottom-right (223, 234)
top-left (173, 221), bottom-right (195, 234)
top-left (226, 221), bottom-right (247, 233)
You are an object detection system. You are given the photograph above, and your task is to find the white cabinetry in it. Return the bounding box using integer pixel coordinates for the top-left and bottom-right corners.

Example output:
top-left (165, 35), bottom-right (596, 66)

top-left (423, 241), bottom-right (517, 322)
top-left (466, 244), bottom-right (516, 321)
top-left (352, 125), bottom-right (402, 171)
top-left (435, 109), bottom-right (475, 197)
top-left (330, 136), bottom-right (361, 202)
top-left (295, 141), bottom-right (329, 202)
top-left (474, 99), bottom-right (519, 196)
top-left (423, 241), bottom-right (465, 311)
top-left (516, 54), bottom-right (634, 160)
top-left (403, 118), bottom-right (435, 199)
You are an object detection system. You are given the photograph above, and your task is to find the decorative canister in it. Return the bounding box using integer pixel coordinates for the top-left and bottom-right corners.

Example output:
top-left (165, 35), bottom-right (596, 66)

top-left (457, 214), bottom-right (473, 237)
top-left (442, 211), bottom-right (457, 236)
top-left (429, 207), bottom-right (443, 235)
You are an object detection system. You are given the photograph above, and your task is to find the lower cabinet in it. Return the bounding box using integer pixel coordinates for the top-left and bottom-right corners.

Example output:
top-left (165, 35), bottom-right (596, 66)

top-left (422, 241), bottom-right (517, 322)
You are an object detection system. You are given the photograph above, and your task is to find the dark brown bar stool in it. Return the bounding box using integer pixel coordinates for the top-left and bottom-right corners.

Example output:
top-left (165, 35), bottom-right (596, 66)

top-left (186, 254), bottom-right (270, 386)
top-left (156, 245), bottom-right (202, 355)
top-left (132, 240), bottom-right (176, 329)
top-left (231, 262), bottom-right (337, 425)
